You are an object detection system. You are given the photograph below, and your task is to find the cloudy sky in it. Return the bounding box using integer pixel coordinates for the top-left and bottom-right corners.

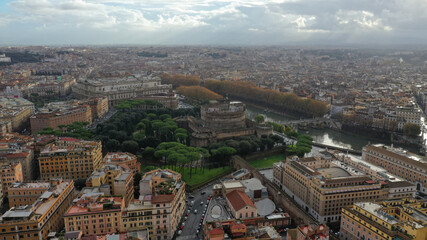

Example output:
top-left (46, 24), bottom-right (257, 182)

top-left (0, 0), bottom-right (426, 46)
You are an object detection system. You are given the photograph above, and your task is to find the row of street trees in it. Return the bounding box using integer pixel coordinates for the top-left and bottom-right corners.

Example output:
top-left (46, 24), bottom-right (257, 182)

top-left (176, 86), bottom-right (223, 101)
top-left (161, 73), bottom-right (201, 88)
top-left (205, 80), bottom-right (329, 117)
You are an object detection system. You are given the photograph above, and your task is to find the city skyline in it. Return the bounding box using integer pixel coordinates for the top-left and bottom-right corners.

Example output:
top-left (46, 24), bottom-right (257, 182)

top-left (1, 0), bottom-right (427, 46)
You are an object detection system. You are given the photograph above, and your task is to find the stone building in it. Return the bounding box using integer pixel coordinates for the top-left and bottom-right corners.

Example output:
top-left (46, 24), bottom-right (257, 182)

top-left (273, 152), bottom-right (415, 223)
top-left (72, 75), bottom-right (176, 107)
top-left (176, 100), bottom-right (272, 147)
top-left (363, 144), bottom-right (427, 194)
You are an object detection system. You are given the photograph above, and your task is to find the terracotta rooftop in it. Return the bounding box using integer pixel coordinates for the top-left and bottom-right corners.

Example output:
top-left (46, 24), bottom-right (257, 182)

top-left (59, 137), bottom-right (81, 142)
top-left (226, 190), bottom-right (256, 211)
top-left (230, 222), bottom-right (246, 230)
top-left (209, 227), bottom-right (224, 236)
top-left (151, 194), bottom-right (175, 204)
top-left (6, 152), bottom-right (29, 158)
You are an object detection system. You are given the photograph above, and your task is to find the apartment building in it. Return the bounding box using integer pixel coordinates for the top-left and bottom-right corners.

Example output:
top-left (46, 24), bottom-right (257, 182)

top-left (0, 107), bottom-right (32, 131)
top-left (396, 106), bottom-right (422, 131)
top-left (0, 97), bottom-right (35, 113)
top-left (7, 181), bottom-right (53, 207)
top-left (84, 96), bottom-right (109, 119)
top-left (38, 137), bottom-right (103, 180)
top-left (103, 152), bottom-right (140, 175)
top-left (121, 169), bottom-right (186, 240)
top-left (0, 162), bottom-right (23, 206)
top-left (363, 144), bottom-right (427, 194)
top-left (25, 76), bottom-right (76, 98)
top-left (341, 199), bottom-right (427, 240)
top-left (86, 163), bottom-right (134, 205)
top-left (1, 150), bottom-right (35, 181)
top-left (30, 104), bottom-right (92, 134)
top-left (0, 133), bottom-right (36, 180)
top-left (0, 180), bottom-right (74, 240)
top-left (64, 194), bottom-right (124, 237)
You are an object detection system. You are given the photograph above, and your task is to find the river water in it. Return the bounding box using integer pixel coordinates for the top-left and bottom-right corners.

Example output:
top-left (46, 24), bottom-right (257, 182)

top-left (246, 104), bottom-right (398, 151)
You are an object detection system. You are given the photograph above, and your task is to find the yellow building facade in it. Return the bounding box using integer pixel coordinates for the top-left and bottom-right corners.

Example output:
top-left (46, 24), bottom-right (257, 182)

top-left (38, 138), bottom-right (103, 180)
top-left (341, 199), bottom-right (427, 240)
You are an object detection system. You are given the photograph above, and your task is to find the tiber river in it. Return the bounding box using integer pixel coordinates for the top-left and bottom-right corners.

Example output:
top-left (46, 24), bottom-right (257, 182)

top-left (245, 104), bottom-right (414, 152)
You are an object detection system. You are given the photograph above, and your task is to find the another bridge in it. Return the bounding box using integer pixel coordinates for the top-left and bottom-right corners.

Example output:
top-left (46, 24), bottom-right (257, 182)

top-left (282, 117), bottom-right (341, 130)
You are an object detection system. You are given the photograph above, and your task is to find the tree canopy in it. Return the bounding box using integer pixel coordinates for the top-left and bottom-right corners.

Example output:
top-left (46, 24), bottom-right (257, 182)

top-left (95, 108), bottom-right (198, 154)
top-left (115, 99), bottom-right (163, 110)
top-left (177, 86), bottom-right (223, 101)
top-left (161, 73), bottom-right (201, 88)
top-left (36, 121), bottom-right (94, 140)
top-left (205, 80), bottom-right (329, 117)
top-left (254, 114), bottom-right (265, 124)
top-left (403, 123), bottom-right (421, 138)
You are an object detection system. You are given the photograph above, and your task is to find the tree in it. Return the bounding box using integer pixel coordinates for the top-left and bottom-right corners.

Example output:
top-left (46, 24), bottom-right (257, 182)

top-left (142, 147), bottom-right (155, 160)
top-left (238, 141), bottom-right (252, 155)
top-left (254, 114), bottom-right (265, 124)
top-left (106, 139), bottom-right (121, 151)
top-left (108, 130), bottom-right (129, 143)
top-left (74, 179), bottom-right (87, 190)
top-left (211, 147), bottom-right (237, 167)
top-left (161, 73), bottom-right (201, 88)
top-left (205, 79), bottom-right (329, 117)
top-left (122, 140), bottom-right (139, 154)
top-left (403, 123), bottom-right (421, 138)
top-left (159, 114), bottom-right (172, 121)
top-left (270, 134), bottom-right (284, 145)
top-left (177, 86), bottom-right (223, 101)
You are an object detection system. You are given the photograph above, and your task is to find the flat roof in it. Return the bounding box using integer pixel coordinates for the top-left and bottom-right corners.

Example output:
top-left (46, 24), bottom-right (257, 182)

top-left (318, 167), bottom-right (351, 178)
top-left (255, 198), bottom-right (275, 216)
top-left (223, 181), bottom-right (244, 189)
top-left (355, 202), bottom-right (398, 225)
top-left (10, 182), bottom-right (51, 189)
top-left (242, 178), bottom-right (264, 191)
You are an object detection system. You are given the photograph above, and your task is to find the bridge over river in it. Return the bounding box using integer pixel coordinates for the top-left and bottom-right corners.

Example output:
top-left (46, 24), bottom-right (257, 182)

top-left (282, 117), bottom-right (342, 130)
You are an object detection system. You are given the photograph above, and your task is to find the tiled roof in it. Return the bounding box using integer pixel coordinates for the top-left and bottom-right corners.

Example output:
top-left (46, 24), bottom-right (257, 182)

top-left (151, 194), bottom-right (175, 203)
top-left (6, 152), bottom-right (29, 158)
top-left (226, 190), bottom-right (256, 211)
top-left (209, 228), bottom-right (224, 236)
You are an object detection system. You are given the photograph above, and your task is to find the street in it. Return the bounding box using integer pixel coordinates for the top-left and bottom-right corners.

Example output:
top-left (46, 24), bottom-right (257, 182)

top-left (175, 183), bottom-right (215, 240)
top-left (87, 108), bottom-right (117, 129)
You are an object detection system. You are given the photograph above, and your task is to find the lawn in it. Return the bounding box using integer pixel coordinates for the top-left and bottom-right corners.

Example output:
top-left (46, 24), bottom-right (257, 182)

top-left (180, 166), bottom-right (232, 187)
top-left (249, 154), bottom-right (286, 169)
top-left (140, 165), bottom-right (232, 187)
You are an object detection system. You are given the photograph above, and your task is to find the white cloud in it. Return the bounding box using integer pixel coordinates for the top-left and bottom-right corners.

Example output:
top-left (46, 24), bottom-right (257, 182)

top-left (0, 0), bottom-right (426, 45)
